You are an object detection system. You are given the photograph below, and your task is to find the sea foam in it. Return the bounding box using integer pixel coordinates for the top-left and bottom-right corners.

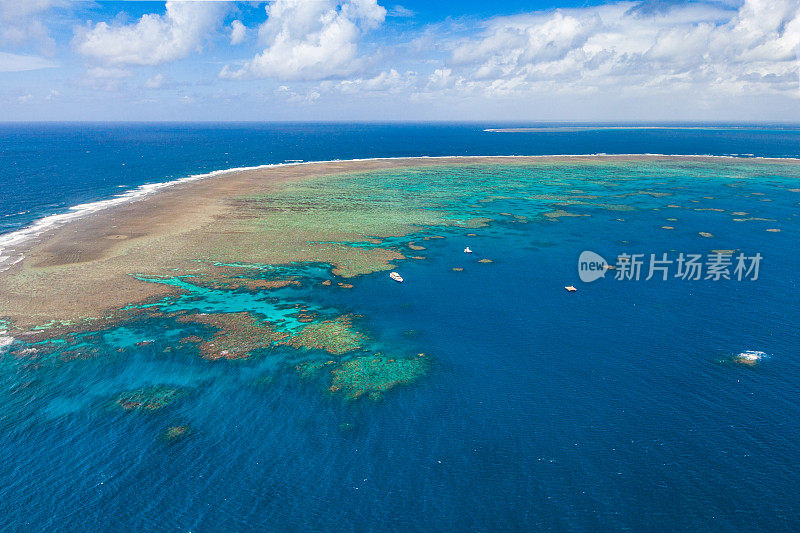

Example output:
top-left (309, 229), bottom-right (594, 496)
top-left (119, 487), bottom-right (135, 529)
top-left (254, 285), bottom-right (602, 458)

top-left (0, 162), bottom-right (291, 272)
top-left (0, 330), bottom-right (13, 352)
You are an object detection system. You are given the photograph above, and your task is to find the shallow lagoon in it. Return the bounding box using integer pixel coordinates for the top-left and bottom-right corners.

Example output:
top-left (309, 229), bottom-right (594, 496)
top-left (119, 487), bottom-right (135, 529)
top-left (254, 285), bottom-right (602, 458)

top-left (2, 159), bottom-right (800, 530)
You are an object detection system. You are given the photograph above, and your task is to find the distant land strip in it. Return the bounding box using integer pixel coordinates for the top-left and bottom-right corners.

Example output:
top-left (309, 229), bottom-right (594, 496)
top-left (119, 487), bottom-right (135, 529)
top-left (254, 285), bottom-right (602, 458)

top-left (483, 126), bottom-right (791, 133)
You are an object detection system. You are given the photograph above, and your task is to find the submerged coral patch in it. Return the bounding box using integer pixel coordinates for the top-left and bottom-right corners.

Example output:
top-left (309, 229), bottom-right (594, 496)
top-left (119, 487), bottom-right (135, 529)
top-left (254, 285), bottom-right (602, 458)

top-left (543, 209), bottom-right (590, 219)
top-left (328, 353), bottom-right (429, 400)
top-left (160, 425), bottom-right (192, 441)
top-left (295, 359), bottom-right (334, 379)
top-left (116, 385), bottom-right (186, 411)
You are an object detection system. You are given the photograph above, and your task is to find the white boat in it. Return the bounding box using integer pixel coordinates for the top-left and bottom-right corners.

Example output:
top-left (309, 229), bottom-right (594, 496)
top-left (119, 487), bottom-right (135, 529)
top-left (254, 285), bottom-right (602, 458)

top-left (464, 247), bottom-right (473, 253)
top-left (389, 272), bottom-right (404, 282)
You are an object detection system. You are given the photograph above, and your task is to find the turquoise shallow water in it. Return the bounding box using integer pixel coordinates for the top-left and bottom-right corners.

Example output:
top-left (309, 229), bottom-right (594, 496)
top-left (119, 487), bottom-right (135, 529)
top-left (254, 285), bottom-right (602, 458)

top-left (2, 158), bottom-right (800, 530)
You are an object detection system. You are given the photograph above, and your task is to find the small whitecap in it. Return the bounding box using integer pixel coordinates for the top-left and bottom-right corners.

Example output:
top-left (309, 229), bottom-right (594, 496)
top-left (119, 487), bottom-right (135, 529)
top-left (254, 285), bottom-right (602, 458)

top-left (734, 350), bottom-right (767, 365)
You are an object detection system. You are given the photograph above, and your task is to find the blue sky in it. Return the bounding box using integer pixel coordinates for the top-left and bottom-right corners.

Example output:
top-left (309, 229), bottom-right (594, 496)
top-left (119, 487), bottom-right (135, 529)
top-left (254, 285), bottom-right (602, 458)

top-left (1, 0), bottom-right (798, 121)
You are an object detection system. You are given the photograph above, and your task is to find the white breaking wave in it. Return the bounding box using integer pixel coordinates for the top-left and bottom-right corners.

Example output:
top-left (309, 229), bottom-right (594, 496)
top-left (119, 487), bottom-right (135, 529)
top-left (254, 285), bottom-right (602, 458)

top-left (0, 330), bottom-right (13, 352)
top-left (0, 162), bottom-right (293, 272)
top-left (1, 153), bottom-right (798, 273)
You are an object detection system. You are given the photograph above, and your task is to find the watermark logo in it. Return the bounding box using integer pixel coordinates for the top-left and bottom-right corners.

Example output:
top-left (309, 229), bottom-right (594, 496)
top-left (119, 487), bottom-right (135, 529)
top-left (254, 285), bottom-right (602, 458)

top-left (578, 251), bottom-right (762, 282)
top-left (578, 250), bottom-right (609, 282)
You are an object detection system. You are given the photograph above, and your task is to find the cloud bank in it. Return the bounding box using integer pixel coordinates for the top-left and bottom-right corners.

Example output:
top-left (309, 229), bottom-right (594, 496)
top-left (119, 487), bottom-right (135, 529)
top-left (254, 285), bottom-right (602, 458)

top-left (3, 0), bottom-right (799, 120)
top-left (220, 0), bottom-right (386, 81)
top-left (76, 1), bottom-right (229, 66)
top-left (435, 0), bottom-right (800, 97)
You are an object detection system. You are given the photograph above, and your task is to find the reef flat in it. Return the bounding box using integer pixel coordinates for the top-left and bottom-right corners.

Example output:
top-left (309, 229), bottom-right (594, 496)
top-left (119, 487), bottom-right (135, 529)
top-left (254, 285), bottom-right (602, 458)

top-left (2, 154), bottom-right (800, 411)
top-left (1, 154), bottom-right (797, 330)
top-left (0, 156), bottom-right (507, 327)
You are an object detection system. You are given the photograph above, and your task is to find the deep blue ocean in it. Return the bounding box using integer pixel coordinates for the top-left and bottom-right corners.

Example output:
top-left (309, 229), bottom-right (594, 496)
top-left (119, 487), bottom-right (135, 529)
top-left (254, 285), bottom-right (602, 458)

top-left (2, 123), bottom-right (800, 531)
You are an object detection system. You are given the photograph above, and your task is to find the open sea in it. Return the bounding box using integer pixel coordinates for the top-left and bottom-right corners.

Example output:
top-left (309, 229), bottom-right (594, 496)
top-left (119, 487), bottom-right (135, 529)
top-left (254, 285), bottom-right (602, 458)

top-left (1, 123), bottom-right (800, 531)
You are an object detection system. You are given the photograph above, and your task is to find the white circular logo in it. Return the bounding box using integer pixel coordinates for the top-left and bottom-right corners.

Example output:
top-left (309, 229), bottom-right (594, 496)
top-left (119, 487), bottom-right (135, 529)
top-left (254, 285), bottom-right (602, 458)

top-left (578, 250), bottom-right (608, 282)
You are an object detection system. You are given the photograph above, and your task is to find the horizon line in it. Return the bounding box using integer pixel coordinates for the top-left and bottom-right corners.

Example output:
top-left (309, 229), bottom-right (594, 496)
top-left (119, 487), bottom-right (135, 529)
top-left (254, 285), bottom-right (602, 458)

top-left (2, 120), bottom-right (800, 126)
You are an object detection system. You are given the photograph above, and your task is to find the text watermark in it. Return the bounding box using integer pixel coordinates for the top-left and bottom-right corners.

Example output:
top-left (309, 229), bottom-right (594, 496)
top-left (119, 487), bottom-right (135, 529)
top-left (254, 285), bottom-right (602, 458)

top-left (578, 250), bottom-right (762, 282)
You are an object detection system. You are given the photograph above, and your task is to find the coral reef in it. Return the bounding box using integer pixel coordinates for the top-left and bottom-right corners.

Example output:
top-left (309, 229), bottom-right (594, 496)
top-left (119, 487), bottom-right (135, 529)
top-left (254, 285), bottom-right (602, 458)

top-left (184, 264), bottom-right (301, 292)
top-left (177, 312), bottom-right (286, 360)
top-left (116, 385), bottom-right (186, 411)
top-left (329, 353), bottom-right (429, 400)
top-left (280, 315), bottom-right (365, 355)
top-left (295, 359), bottom-right (334, 379)
top-left (160, 425), bottom-right (191, 441)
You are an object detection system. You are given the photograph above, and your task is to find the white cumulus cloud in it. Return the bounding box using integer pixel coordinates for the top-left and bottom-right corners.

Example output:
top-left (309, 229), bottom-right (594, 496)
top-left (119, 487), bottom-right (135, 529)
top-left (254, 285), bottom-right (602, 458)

top-left (440, 0), bottom-right (800, 97)
top-left (0, 0), bottom-right (65, 54)
top-left (230, 20), bottom-right (248, 45)
top-left (75, 1), bottom-right (229, 66)
top-left (337, 69), bottom-right (416, 93)
top-left (220, 0), bottom-right (386, 81)
top-left (276, 84), bottom-right (321, 103)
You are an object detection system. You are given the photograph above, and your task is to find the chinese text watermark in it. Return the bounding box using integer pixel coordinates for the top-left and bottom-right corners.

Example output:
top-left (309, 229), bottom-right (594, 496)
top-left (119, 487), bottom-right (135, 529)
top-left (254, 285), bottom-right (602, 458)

top-left (578, 250), bottom-right (762, 282)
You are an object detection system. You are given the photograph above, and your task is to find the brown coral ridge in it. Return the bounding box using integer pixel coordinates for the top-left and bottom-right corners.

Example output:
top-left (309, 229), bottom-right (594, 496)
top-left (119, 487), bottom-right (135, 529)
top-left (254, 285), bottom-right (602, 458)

top-left (183, 264), bottom-right (302, 292)
top-left (177, 312), bottom-right (287, 360)
top-left (295, 309), bottom-right (319, 323)
top-left (279, 315), bottom-right (366, 355)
